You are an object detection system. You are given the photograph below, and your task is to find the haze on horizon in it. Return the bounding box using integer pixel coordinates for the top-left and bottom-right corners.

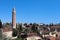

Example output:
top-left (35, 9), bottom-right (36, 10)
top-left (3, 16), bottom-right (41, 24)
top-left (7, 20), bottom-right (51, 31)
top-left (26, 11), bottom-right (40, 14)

top-left (0, 0), bottom-right (60, 24)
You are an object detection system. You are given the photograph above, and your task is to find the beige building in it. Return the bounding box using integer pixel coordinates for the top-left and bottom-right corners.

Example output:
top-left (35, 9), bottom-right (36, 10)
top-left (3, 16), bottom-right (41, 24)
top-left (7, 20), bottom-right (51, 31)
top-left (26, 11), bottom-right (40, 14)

top-left (25, 36), bottom-right (42, 40)
top-left (24, 33), bottom-right (42, 40)
top-left (2, 27), bottom-right (12, 39)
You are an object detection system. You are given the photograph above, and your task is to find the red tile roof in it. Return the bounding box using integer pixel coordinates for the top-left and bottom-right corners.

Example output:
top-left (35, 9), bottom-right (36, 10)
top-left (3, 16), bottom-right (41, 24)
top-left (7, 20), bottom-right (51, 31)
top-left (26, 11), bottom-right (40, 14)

top-left (45, 36), bottom-right (56, 40)
top-left (50, 26), bottom-right (60, 28)
top-left (27, 32), bottom-right (39, 37)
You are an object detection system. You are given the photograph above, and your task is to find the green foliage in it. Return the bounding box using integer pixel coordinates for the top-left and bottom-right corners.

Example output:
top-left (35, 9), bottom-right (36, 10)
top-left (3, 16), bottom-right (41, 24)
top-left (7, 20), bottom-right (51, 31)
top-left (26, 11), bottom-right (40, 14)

top-left (16, 38), bottom-right (23, 40)
top-left (31, 23), bottom-right (38, 32)
top-left (0, 20), bottom-right (2, 28)
top-left (18, 24), bottom-right (22, 32)
top-left (17, 35), bottom-right (24, 40)
top-left (24, 29), bottom-right (29, 33)
top-left (12, 29), bottom-right (18, 37)
top-left (5, 22), bottom-right (10, 28)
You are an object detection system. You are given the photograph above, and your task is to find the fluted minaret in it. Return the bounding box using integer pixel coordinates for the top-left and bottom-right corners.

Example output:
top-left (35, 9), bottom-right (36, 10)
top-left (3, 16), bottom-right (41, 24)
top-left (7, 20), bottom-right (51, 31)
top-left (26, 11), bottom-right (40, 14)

top-left (12, 8), bottom-right (16, 29)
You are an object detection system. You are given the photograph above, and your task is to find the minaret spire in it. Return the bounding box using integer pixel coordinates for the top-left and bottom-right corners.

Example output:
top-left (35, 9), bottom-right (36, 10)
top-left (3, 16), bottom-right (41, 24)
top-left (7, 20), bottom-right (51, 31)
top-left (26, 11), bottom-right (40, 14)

top-left (13, 7), bottom-right (16, 13)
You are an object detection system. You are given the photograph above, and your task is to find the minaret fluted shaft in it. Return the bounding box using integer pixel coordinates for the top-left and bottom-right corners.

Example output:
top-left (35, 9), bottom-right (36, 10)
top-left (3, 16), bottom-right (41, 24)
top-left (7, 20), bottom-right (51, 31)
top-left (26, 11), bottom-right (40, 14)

top-left (12, 8), bottom-right (16, 29)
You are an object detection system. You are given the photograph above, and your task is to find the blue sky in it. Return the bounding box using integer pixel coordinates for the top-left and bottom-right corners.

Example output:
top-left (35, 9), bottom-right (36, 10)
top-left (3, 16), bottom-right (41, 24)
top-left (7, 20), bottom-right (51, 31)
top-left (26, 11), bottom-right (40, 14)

top-left (0, 0), bottom-right (60, 24)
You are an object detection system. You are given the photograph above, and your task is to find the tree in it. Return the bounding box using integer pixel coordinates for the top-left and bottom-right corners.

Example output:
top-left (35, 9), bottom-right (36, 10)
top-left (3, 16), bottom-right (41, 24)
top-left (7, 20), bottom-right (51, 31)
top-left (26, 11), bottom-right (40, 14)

top-left (31, 23), bottom-right (38, 32)
top-left (24, 28), bottom-right (29, 33)
top-left (17, 24), bottom-right (23, 39)
top-left (18, 24), bottom-right (22, 32)
top-left (24, 23), bottom-right (27, 26)
top-left (16, 37), bottom-right (23, 40)
top-left (0, 19), bottom-right (2, 28)
top-left (49, 23), bottom-right (54, 26)
top-left (29, 23), bottom-right (33, 25)
top-left (5, 23), bottom-right (10, 27)
top-left (12, 29), bottom-right (18, 37)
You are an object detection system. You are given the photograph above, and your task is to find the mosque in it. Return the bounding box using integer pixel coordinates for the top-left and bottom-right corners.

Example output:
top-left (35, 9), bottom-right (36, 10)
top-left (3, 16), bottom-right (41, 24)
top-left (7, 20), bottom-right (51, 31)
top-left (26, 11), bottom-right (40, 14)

top-left (0, 8), bottom-right (17, 40)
